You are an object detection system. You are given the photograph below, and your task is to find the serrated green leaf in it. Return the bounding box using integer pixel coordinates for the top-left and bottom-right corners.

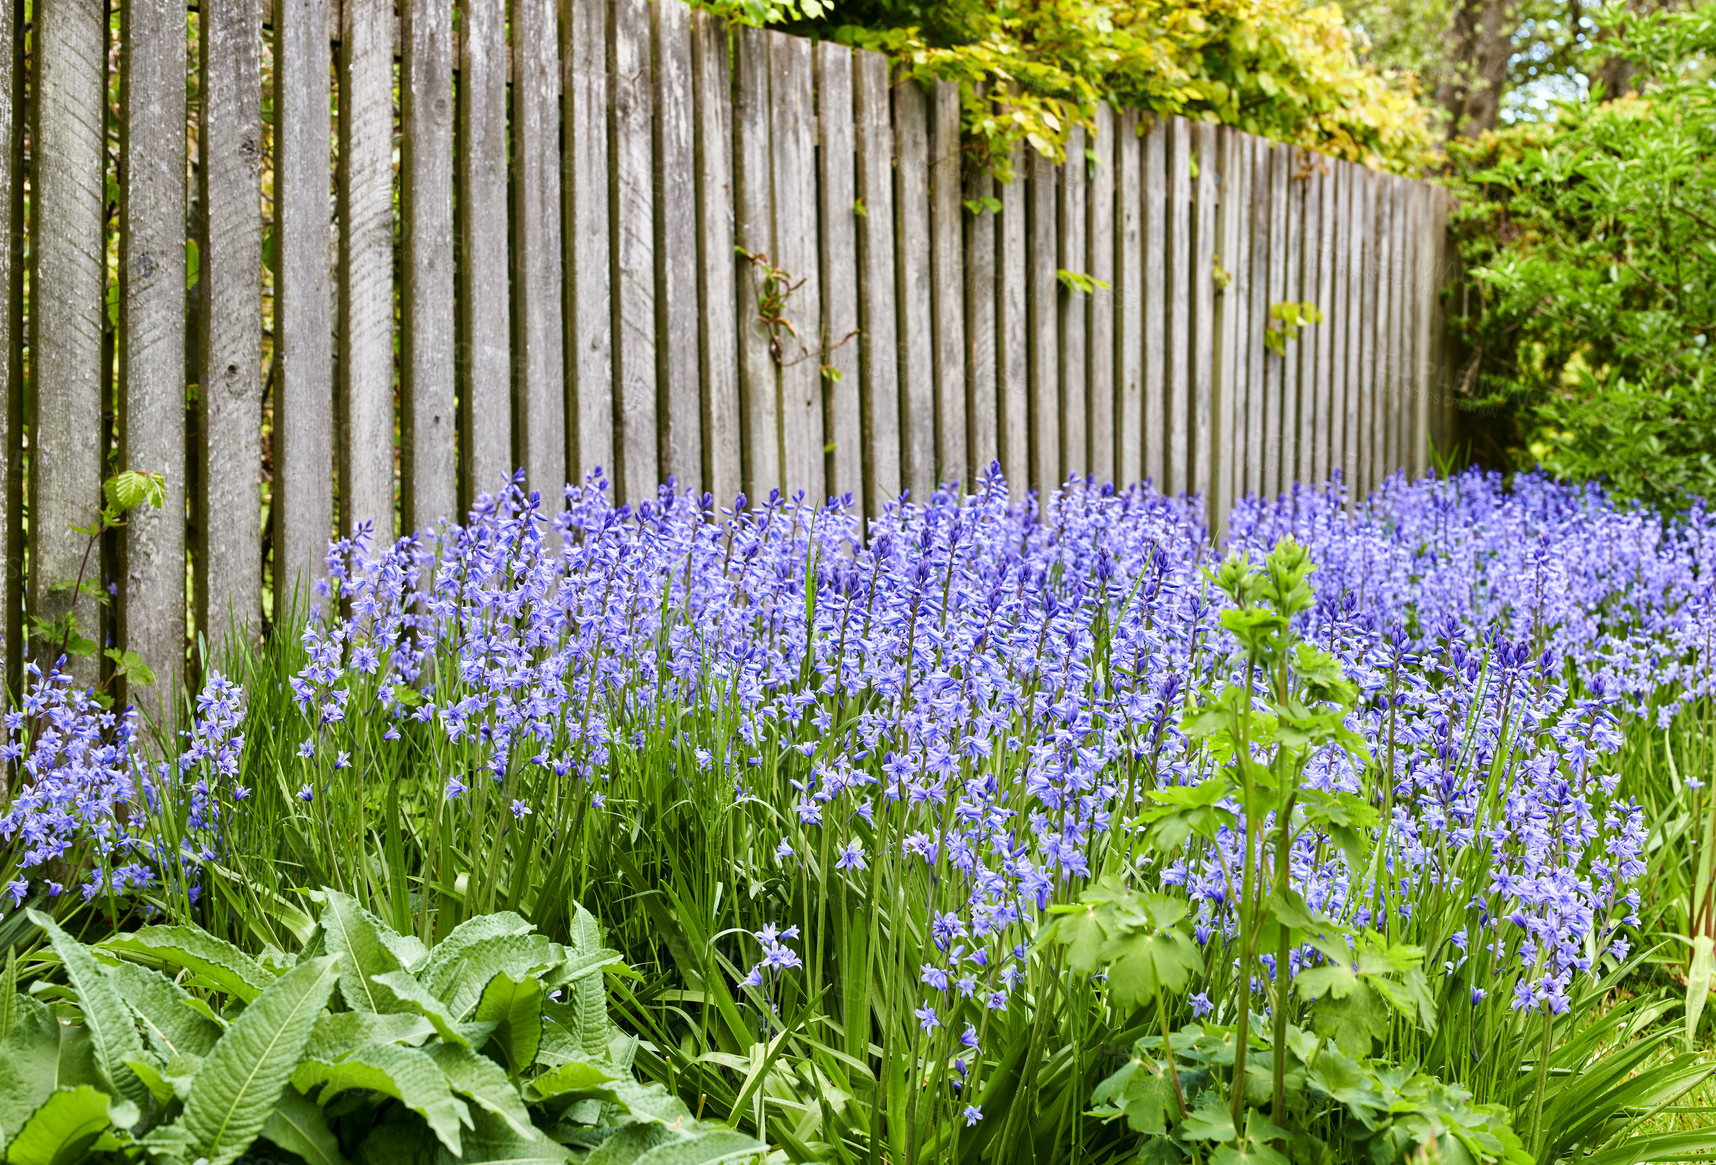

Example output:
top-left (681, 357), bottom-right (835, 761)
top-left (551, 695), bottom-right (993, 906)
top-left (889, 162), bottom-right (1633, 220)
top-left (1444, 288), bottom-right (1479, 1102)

top-left (525, 1055), bottom-right (620, 1104)
top-left (318, 890), bottom-right (409, 1014)
top-left (1180, 1092), bottom-right (1236, 1142)
top-left (304, 1011), bottom-right (436, 1062)
top-left (370, 971), bottom-right (472, 1047)
top-left (415, 913), bottom-right (533, 990)
top-left (624, 1128), bottom-right (765, 1165)
top-left (473, 973), bottom-right (543, 1078)
top-left (292, 1042), bottom-right (469, 1155)
top-left (6, 1084), bottom-right (121, 1165)
top-left (107, 961), bottom-right (222, 1060)
top-left (260, 1085), bottom-right (353, 1165)
top-left (100, 925), bottom-right (275, 1003)
top-left (424, 1042), bottom-right (535, 1141)
top-left (29, 911), bottom-right (151, 1110)
top-left (427, 933), bottom-right (559, 1021)
top-left (175, 953), bottom-right (341, 1165)
top-left (449, 1109), bottom-right (571, 1163)
top-left (1101, 925), bottom-right (1203, 1011)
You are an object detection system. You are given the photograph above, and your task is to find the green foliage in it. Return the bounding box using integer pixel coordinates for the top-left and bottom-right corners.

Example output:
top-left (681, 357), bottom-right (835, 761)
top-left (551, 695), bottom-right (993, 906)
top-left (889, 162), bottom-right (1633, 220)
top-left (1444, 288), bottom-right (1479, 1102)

top-left (0, 897), bottom-right (762, 1165)
top-left (709, 0), bottom-right (1435, 178)
top-left (1449, 3), bottom-right (1716, 506)
top-left (1262, 300), bottom-right (1324, 356)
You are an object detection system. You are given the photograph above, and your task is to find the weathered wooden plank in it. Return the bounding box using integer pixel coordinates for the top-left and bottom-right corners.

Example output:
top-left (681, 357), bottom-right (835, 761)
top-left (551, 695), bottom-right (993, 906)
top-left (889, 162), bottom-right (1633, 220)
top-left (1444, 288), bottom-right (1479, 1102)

top-left (513, 0), bottom-right (565, 502)
top-left (1245, 135), bottom-right (1269, 500)
top-left (1210, 127), bottom-right (1245, 534)
top-left (928, 79), bottom-right (965, 489)
top-left (1401, 180), bottom-right (1421, 477)
top-left (119, 0), bottom-right (187, 706)
top-left (337, 0), bottom-right (396, 541)
top-left (964, 163), bottom-right (998, 479)
top-left (612, 0), bottom-right (657, 504)
top-left (1327, 161), bottom-right (1351, 497)
top-left (567, 0), bottom-right (612, 489)
top-left (1312, 161), bottom-right (1336, 488)
top-left (997, 142), bottom-right (1029, 498)
top-left (0, 0), bottom-right (20, 692)
top-left (816, 41), bottom-right (862, 508)
top-left (1261, 144), bottom-right (1287, 499)
top-left (893, 78), bottom-right (934, 500)
top-left (1026, 146), bottom-right (1060, 501)
top-left (1141, 118), bottom-right (1167, 488)
top-left (1293, 161), bottom-right (1320, 488)
top-left (655, 0), bottom-right (700, 492)
top-left (30, 0), bottom-right (109, 683)
top-left (1191, 121), bottom-right (1217, 507)
top-left (1375, 175), bottom-right (1397, 485)
top-left (732, 25), bottom-right (780, 497)
top-left (1355, 167), bottom-right (1377, 497)
top-left (771, 33), bottom-right (822, 503)
top-left (1342, 162), bottom-right (1363, 498)
top-left (197, 0), bottom-right (263, 660)
top-left (1278, 153), bottom-right (1303, 496)
top-left (1087, 105), bottom-right (1115, 486)
top-left (459, 0), bottom-right (510, 504)
top-left (402, 0), bottom-right (455, 532)
top-left (274, 0), bottom-right (334, 615)
top-left (1114, 109), bottom-right (1143, 488)
top-left (1058, 125), bottom-right (1087, 481)
top-left (692, 10), bottom-right (739, 505)
top-left (1164, 118), bottom-right (1191, 496)
top-left (851, 48), bottom-right (899, 509)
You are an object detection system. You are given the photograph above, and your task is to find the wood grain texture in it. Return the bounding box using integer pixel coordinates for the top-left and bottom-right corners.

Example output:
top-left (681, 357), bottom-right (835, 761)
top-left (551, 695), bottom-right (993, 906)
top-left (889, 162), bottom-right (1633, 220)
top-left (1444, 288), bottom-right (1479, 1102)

top-left (459, 0), bottom-right (510, 504)
top-left (1260, 144), bottom-right (1287, 499)
top-left (402, 0), bottom-right (456, 532)
top-left (1164, 118), bottom-right (1191, 496)
top-left (1141, 118), bottom-right (1165, 488)
top-left (1114, 110), bottom-right (1142, 487)
top-left (1210, 127), bottom-right (1244, 534)
top-left (691, 10), bottom-right (739, 505)
top-left (963, 162), bottom-right (998, 480)
top-left (513, 0), bottom-right (565, 502)
top-left (1191, 121), bottom-right (1216, 506)
top-left (1374, 175), bottom-right (1396, 486)
top-left (31, 0), bottom-right (110, 682)
top-left (1087, 105), bottom-right (1115, 485)
top-left (197, 0), bottom-right (263, 660)
top-left (1355, 167), bottom-right (1377, 497)
top-left (893, 78), bottom-right (934, 500)
top-left (1058, 124), bottom-right (1087, 482)
top-left (732, 25), bottom-right (779, 497)
top-left (274, 0), bottom-right (334, 616)
top-left (1026, 146), bottom-right (1060, 501)
top-left (771, 33), bottom-right (822, 503)
top-left (1342, 163), bottom-right (1363, 499)
top-left (851, 49), bottom-right (899, 510)
top-left (337, 0), bottom-right (396, 540)
top-left (1244, 136), bottom-right (1269, 501)
top-left (928, 80), bottom-right (965, 488)
top-left (611, 0), bottom-right (656, 504)
top-left (654, 0), bottom-right (699, 493)
top-left (0, 0), bottom-right (19, 693)
top-left (997, 142), bottom-right (1029, 498)
top-left (1328, 161), bottom-right (1351, 497)
top-left (1312, 162), bottom-right (1335, 487)
top-left (816, 41), bottom-right (862, 508)
top-left (120, 0), bottom-right (187, 708)
top-left (1293, 161), bottom-right (1319, 488)
top-left (567, 0), bottom-right (611, 489)
top-left (1278, 154), bottom-right (1302, 497)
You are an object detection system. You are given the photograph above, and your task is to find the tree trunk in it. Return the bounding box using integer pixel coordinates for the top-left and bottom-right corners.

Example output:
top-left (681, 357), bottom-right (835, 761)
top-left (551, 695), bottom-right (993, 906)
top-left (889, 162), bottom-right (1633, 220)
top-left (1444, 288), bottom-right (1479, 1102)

top-left (1434, 0), bottom-right (1520, 140)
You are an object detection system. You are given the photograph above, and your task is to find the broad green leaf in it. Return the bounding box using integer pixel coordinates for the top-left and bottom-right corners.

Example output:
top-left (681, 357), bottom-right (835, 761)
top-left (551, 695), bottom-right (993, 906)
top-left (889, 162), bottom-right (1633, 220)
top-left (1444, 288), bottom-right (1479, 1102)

top-left (1686, 934), bottom-right (1713, 1042)
top-left (415, 913), bottom-right (533, 989)
top-left (621, 1128), bottom-right (765, 1165)
top-left (426, 933), bottom-right (559, 1021)
top-left (304, 1011), bottom-right (436, 1062)
top-left (292, 1042), bottom-right (470, 1155)
top-left (424, 1042), bottom-right (536, 1141)
top-left (526, 1055), bottom-right (620, 1104)
top-left (107, 961), bottom-right (222, 1060)
top-left (450, 1109), bottom-right (571, 1164)
top-left (1101, 925), bottom-right (1203, 1011)
top-left (0, 1000), bottom-right (82, 1138)
top-left (370, 970), bottom-right (471, 1047)
top-left (473, 973), bottom-right (544, 1077)
top-left (1036, 904), bottom-right (1107, 976)
top-left (174, 953), bottom-right (341, 1165)
top-left (100, 925), bottom-right (275, 1003)
top-left (1090, 1057), bottom-right (1176, 1135)
top-left (1179, 1092), bottom-right (1236, 1142)
top-left (1309, 981), bottom-right (1390, 1056)
top-left (259, 1085), bottom-right (352, 1165)
top-left (6, 1084), bottom-right (124, 1165)
top-left (319, 890), bottom-right (410, 1014)
top-left (0, 950), bottom-right (17, 1042)
top-left (29, 910), bottom-right (151, 1109)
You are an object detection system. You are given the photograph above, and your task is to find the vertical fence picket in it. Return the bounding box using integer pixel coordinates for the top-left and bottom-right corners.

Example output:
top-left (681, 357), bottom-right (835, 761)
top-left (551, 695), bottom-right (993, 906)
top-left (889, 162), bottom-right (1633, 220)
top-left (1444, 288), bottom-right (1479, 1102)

top-left (1211, 127), bottom-right (1246, 532)
top-left (0, 0), bottom-right (18, 691)
top-left (733, 26), bottom-right (779, 497)
top-left (1342, 163), bottom-right (1363, 498)
top-left (1312, 166), bottom-right (1335, 486)
top-left (893, 79), bottom-right (934, 499)
top-left (402, 0), bottom-right (455, 532)
top-left (1411, 184), bottom-right (1431, 477)
top-left (1261, 144), bottom-right (1287, 499)
top-left (458, 0), bottom-right (511, 504)
top-left (1294, 162), bottom-right (1319, 488)
top-left (1191, 122), bottom-right (1217, 507)
top-left (1027, 148), bottom-right (1060, 501)
top-left (1058, 125), bottom-right (1087, 481)
top-left (1245, 136), bottom-right (1269, 501)
top-left (771, 34), bottom-right (822, 503)
top-left (514, 0), bottom-right (565, 502)
top-left (197, 0), bottom-right (263, 657)
top-left (1327, 161), bottom-right (1350, 496)
top-left (691, 10), bottom-right (738, 505)
top-left (1164, 119), bottom-right (1191, 496)
top-left (1114, 110), bottom-right (1142, 488)
top-left (851, 49), bottom-right (899, 509)
top-left (274, 0), bottom-right (334, 614)
top-left (1355, 167), bottom-right (1378, 497)
top-left (964, 163), bottom-right (998, 478)
top-left (1375, 176), bottom-right (1397, 487)
top-left (1279, 154), bottom-right (1304, 498)
top-left (30, 0), bottom-right (110, 681)
top-left (997, 144), bottom-right (1029, 497)
top-left (337, 0), bottom-right (397, 540)
top-left (654, 0), bottom-right (699, 491)
top-left (119, 0), bottom-right (187, 706)
top-left (567, 0), bottom-right (612, 486)
top-left (612, 0), bottom-right (656, 504)
top-left (1087, 105), bottom-right (1115, 485)
top-left (928, 80), bottom-right (965, 488)
top-left (1142, 117), bottom-right (1166, 489)
top-left (816, 41), bottom-right (862, 509)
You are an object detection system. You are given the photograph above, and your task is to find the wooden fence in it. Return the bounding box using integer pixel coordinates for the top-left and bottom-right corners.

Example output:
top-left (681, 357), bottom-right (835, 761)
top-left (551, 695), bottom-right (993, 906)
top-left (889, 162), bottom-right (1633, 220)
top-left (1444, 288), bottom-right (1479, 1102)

top-left (0, 0), bottom-right (1455, 709)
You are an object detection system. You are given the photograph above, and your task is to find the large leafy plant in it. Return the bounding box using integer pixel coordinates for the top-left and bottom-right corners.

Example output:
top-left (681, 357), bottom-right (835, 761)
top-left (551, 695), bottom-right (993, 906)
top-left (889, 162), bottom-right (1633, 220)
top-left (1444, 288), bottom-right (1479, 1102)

top-left (0, 894), bottom-right (763, 1164)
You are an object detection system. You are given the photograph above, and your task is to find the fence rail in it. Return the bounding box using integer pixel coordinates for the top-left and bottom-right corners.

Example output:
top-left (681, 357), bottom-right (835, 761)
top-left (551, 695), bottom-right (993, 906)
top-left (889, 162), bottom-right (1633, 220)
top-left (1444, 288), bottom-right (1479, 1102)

top-left (0, 0), bottom-right (1455, 711)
